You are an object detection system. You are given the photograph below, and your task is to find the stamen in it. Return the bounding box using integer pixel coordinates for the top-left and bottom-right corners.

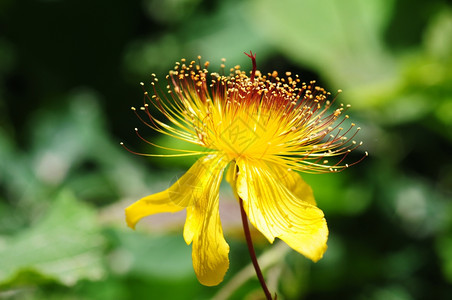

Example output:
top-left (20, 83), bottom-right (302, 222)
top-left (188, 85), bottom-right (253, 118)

top-left (126, 55), bottom-right (366, 175)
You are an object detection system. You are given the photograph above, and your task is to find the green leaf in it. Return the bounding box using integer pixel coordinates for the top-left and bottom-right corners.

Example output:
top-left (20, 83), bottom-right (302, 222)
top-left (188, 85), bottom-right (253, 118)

top-left (107, 228), bottom-right (194, 280)
top-left (0, 190), bottom-right (106, 288)
top-left (437, 234), bottom-right (452, 284)
top-left (250, 0), bottom-right (399, 108)
top-left (123, 0), bottom-right (270, 80)
top-left (303, 173), bottom-right (372, 216)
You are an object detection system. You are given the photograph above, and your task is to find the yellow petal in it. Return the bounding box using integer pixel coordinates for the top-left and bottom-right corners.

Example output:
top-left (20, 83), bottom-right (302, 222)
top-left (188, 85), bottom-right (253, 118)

top-left (189, 202), bottom-right (230, 286)
top-left (267, 163), bottom-right (316, 206)
top-left (235, 158), bottom-right (328, 262)
top-left (125, 155), bottom-right (223, 229)
top-left (224, 161), bottom-right (240, 199)
top-left (225, 160), bottom-right (237, 186)
top-left (183, 155), bottom-right (230, 286)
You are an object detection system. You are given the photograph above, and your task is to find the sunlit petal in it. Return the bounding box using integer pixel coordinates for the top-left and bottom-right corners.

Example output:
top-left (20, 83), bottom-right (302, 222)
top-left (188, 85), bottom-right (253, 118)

top-left (126, 155), bottom-right (223, 229)
top-left (235, 158), bottom-right (328, 262)
top-left (267, 163), bottom-right (317, 206)
top-left (183, 155), bottom-right (230, 286)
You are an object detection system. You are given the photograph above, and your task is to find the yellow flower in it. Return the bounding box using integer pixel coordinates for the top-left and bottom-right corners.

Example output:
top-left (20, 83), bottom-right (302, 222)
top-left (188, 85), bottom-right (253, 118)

top-left (124, 52), bottom-right (366, 286)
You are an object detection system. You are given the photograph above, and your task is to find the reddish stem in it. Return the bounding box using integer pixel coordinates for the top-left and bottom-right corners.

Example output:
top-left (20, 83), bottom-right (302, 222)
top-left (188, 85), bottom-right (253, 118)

top-left (239, 197), bottom-right (274, 300)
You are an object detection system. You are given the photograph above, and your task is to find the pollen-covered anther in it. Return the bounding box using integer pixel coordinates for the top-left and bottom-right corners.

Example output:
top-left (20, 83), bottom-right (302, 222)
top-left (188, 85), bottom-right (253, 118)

top-left (127, 55), bottom-right (367, 177)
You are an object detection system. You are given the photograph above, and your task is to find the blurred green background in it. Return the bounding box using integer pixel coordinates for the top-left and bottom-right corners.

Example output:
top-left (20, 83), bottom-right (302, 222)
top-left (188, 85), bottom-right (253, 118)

top-left (1, 0), bottom-right (451, 299)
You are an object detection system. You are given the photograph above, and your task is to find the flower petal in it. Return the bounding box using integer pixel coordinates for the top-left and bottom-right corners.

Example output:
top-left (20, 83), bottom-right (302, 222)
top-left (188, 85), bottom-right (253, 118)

top-left (125, 155), bottom-right (223, 229)
top-left (267, 163), bottom-right (317, 206)
top-left (183, 155), bottom-right (230, 286)
top-left (235, 159), bottom-right (328, 262)
top-left (225, 160), bottom-right (237, 186)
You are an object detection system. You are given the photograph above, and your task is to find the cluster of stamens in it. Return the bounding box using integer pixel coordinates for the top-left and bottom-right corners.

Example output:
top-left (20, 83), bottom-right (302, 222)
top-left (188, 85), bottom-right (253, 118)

top-left (121, 53), bottom-right (367, 173)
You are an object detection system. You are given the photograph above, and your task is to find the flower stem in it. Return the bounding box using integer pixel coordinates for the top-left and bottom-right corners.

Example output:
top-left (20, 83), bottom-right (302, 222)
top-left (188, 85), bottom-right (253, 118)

top-left (239, 197), bottom-right (274, 300)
